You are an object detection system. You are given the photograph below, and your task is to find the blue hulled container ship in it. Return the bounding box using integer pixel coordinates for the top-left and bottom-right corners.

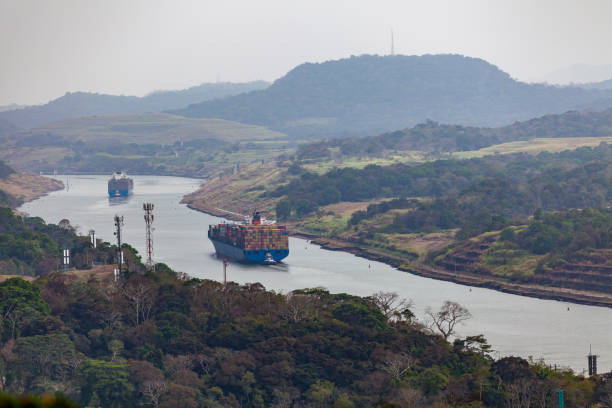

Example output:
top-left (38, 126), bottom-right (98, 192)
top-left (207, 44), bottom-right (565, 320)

top-left (208, 212), bottom-right (289, 264)
top-left (108, 172), bottom-right (134, 197)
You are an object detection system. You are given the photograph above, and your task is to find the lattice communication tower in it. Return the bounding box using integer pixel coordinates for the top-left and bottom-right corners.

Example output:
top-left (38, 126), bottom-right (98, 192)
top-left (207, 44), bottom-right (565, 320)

top-left (143, 203), bottom-right (155, 269)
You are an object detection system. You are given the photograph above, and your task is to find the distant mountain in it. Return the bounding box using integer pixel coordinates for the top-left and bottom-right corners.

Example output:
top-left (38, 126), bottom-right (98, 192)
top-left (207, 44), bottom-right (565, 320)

top-left (0, 103), bottom-right (26, 112)
top-left (172, 54), bottom-right (612, 139)
top-left (580, 79), bottom-right (612, 90)
top-left (0, 81), bottom-right (269, 129)
top-left (0, 118), bottom-right (16, 134)
top-left (535, 63), bottom-right (612, 85)
top-left (297, 108), bottom-right (612, 158)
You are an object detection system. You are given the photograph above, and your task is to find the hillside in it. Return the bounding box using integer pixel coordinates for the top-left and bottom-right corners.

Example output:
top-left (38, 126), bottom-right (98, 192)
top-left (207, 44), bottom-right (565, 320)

top-left (0, 211), bottom-right (606, 407)
top-left (172, 54), bottom-right (612, 139)
top-left (0, 113), bottom-right (291, 177)
top-left (0, 161), bottom-right (63, 208)
top-left (296, 108), bottom-right (612, 162)
top-left (0, 81), bottom-right (269, 129)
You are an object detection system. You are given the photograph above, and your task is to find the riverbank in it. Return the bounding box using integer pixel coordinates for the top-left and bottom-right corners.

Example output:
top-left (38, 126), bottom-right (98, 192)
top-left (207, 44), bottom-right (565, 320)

top-left (290, 229), bottom-right (612, 309)
top-left (183, 198), bottom-right (612, 308)
top-left (0, 171), bottom-right (64, 208)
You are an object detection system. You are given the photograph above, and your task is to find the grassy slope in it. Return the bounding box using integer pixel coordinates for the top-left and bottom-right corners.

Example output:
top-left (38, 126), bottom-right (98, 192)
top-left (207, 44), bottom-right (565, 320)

top-left (181, 162), bottom-right (286, 218)
top-left (27, 113), bottom-right (287, 144)
top-left (1, 113), bottom-right (294, 176)
top-left (453, 136), bottom-right (612, 159)
top-left (0, 172), bottom-right (63, 208)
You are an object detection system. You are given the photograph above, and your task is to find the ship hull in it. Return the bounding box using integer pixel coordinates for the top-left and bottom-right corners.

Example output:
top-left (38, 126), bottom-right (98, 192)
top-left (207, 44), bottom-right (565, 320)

top-left (210, 238), bottom-right (289, 264)
top-left (108, 188), bottom-right (133, 197)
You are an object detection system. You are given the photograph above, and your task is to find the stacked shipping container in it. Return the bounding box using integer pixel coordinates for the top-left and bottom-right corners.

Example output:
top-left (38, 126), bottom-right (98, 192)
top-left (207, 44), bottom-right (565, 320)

top-left (208, 223), bottom-right (289, 263)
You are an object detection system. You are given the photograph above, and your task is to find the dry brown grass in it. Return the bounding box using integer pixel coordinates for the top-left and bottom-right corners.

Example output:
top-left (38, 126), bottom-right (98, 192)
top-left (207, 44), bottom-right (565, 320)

top-left (0, 172), bottom-right (63, 204)
top-left (0, 275), bottom-right (35, 283)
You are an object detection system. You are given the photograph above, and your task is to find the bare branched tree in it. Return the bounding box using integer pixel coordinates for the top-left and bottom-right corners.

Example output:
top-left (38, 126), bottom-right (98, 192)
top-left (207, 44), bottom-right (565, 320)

top-left (121, 278), bottom-right (155, 325)
top-left (425, 301), bottom-right (472, 340)
top-left (282, 292), bottom-right (319, 323)
top-left (381, 352), bottom-right (413, 380)
top-left (369, 291), bottom-right (414, 321)
top-left (391, 387), bottom-right (425, 408)
top-left (193, 353), bottom-right (214, 375)
top-left (142, 379), bottom-right (167, 408)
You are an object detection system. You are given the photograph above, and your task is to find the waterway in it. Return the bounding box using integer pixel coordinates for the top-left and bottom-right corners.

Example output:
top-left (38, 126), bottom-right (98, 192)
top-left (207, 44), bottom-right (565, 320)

top-left (19, 174), bottom-right (612, 374)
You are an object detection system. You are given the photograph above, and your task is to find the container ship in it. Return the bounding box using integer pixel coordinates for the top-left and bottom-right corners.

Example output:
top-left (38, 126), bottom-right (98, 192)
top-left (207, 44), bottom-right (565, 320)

top-left (208, 211), bottom-right (289, 264)
top-left (108, 172), bottom-right (134, 197)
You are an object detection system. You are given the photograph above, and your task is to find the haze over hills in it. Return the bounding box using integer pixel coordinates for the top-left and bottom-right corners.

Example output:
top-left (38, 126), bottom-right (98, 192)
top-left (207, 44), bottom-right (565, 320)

top-left (296, 107), bottom-right (612, 159)
top-left (0, 81), bottom-right (269, 129)
top-left (0, 113), bottom-right (290, 176)
top-left (581, 78), bottom-right (612, 91)
top-left (535, 63), bottom-right (612, 84)
top-left (0, 118), bottom-right (16, 134)
top-left (172, 54), bottom-right (612, 139)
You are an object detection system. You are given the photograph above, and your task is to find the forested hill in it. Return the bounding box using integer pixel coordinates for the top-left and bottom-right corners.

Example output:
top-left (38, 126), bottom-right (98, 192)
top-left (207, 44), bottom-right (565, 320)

top-left (0, 81), bottom-right (269, 129)
top-left (297, 108), bottom-right (612, 158)
top-left (172, 54), bottom-right (612, 139)
top-left (0, 209), bottom-right (606, 407)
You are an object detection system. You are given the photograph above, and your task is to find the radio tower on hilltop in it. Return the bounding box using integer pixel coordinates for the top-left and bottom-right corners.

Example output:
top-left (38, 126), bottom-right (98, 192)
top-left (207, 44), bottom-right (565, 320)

top-left (143, 203), bottom-right (155, 270)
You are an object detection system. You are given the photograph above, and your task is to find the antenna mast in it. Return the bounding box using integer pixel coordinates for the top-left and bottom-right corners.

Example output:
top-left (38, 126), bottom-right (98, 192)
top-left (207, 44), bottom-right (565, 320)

top-left (113, 214), bottom-right (124, 274)
top-left (390, 29), bottom-right (395, 56)
top-left (143, 203), bottom-right (155, 270)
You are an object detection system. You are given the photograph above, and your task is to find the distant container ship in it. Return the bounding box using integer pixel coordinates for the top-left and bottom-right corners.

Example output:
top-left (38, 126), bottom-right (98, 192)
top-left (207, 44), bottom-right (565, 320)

top-left (108, 172), bottom-right (134, 197)
top-left (208, 211), bottom-right (289, 264)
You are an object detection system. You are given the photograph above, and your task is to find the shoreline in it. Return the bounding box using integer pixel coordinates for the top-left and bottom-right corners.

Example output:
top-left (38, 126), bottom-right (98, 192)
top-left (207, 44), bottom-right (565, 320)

top-left (3, 172), bottom-right (64, 209)
top-left (185, 201), bottom-right (612, 309)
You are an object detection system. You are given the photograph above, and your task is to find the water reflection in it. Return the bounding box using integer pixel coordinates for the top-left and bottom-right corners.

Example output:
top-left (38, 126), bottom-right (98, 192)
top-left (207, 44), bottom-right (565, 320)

top-left (108, 196), bottom-right (132, 206)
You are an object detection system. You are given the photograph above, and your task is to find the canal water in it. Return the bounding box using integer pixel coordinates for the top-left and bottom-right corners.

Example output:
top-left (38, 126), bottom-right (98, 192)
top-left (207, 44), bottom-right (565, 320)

top-left (19, 174), bottom-right (612, 373)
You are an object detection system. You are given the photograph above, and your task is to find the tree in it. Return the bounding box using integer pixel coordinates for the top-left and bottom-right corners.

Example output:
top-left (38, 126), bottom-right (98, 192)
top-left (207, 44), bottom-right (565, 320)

top-left (142, 380), bottom-right (167, 408)
top-left (79, 359), bottom-right (134, 408)
top-left (14, 333), bottom-right (76, 384)
top-left (275, 199), bottom-right (292, 220)
top-left (0, 278), bottom-right (50, 341)
top-left (425, 301), bottom-right (471, 340)
top-left (121, 276), bottom-right (155, 325)
top-left (108, 339), bottom-right (124, 361)
top-left (368, 291), bottom-right (413, 321)
top-left (380, 352), bottom-right (413, 381)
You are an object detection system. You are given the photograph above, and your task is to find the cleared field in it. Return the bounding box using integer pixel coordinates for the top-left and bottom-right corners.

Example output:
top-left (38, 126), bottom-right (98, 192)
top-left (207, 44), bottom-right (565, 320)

top-left (21, 113), bottom-right (287, 144)
top-left (453, 136), bottom-right (612, 158)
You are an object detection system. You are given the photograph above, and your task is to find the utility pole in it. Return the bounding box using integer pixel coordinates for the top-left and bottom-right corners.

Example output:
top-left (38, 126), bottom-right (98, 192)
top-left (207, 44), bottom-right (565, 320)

top-left (223, 259), bottom-right (228, 286)
top-left (89, 229), bottom-right (96, 248)
top-left (143, 203), bottom-right (155, 270)
top-left (62, 249), bottom-right (69, 272)
top-left (114, 215), bottom-right (124, 275)
top-left (588, 345), bottom-right (598, 376)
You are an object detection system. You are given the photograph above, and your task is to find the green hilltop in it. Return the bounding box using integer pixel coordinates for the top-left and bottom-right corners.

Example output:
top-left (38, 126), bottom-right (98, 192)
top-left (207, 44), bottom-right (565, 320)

top-left (172, 54), bottom-right (612, 139)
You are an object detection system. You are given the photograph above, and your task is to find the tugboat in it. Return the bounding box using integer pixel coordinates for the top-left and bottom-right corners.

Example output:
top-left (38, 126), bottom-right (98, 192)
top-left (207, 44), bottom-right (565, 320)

top-left (108, 172), bottom-right (134, 197)
top-left (208, 211), bottom-right (289, 264)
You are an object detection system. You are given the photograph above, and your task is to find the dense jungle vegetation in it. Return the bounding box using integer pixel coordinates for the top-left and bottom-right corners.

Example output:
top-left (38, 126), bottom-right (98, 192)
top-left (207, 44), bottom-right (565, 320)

top-left (0, 210), bottom-right (611, 407)
top-left (273, 143), bottom-right (611, 226)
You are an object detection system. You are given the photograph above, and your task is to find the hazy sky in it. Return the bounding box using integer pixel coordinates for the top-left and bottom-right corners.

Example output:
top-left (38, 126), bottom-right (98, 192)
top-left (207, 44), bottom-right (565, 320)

top-left (1, 0), bottom-right (612, 105)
